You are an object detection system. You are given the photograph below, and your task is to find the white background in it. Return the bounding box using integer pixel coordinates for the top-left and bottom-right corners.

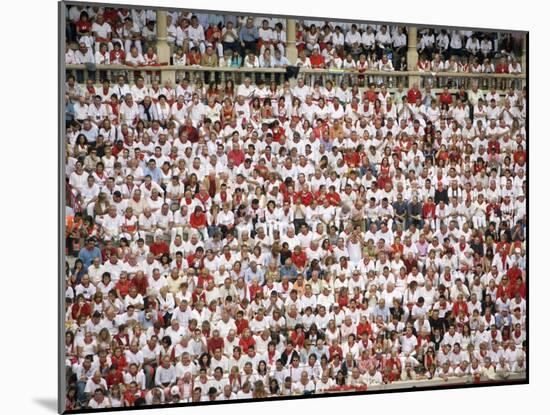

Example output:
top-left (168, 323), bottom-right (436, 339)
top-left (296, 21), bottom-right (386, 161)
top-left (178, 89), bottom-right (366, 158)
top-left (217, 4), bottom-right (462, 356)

top-left (0, 0), bottom-right (544, 413)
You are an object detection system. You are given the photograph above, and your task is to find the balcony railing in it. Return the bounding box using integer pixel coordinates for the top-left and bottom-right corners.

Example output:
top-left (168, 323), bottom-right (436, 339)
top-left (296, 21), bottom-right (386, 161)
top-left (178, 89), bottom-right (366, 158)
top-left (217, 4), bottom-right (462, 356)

top-left (65, 64), bottom-right (526, 92)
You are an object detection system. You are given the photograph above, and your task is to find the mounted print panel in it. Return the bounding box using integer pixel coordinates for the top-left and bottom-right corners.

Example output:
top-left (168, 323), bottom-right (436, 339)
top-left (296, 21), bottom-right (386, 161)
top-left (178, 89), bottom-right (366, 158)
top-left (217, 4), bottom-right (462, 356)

top-left (60, 1), bottom-right (528, 412)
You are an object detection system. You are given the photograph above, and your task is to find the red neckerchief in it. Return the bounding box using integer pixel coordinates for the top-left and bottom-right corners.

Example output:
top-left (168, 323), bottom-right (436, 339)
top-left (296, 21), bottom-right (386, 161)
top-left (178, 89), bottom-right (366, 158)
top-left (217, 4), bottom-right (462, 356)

top-left (196, 193), bottom-right (209, 204)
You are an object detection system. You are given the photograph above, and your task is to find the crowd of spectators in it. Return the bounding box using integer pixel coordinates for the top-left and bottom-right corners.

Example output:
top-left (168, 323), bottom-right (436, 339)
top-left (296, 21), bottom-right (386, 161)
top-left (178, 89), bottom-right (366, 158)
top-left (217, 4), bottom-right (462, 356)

top-left (64, 4), bottom-right (527, 412)
top-left (66, 4), bottom-right (524, 75)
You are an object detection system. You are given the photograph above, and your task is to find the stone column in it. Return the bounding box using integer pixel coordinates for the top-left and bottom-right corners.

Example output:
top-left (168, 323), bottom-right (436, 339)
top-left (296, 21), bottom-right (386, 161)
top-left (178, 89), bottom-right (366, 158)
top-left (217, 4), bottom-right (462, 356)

top-left (407, 26), bottom-right (420, 87)
top-left (156, 10), bottom-right (175, 84)
top-left (286, 18), bottom-right (298, 64)
top-left (286, 18), bottom-right (298, 85)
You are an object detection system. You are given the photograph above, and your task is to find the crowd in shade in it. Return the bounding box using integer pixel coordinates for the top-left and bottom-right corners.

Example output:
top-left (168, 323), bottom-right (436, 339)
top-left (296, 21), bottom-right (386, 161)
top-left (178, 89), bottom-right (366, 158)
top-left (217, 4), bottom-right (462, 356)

top-left (64, 4), bottom-right (527, 411)
top-left (66, 4), bottom-right (523, 73)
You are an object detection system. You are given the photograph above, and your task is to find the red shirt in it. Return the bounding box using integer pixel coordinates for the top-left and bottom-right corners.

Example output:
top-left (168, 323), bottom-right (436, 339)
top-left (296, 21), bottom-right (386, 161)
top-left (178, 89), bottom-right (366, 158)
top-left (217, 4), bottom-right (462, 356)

top-left (71, 302), bottom-right (92, 320)
top-left (184, 125), bottom-right (199, 143)
top-left (106, 369), bottom-right (124, 387)
top-left (272, 126), bottom-right (285, 142)
top-left (439, 92), bottom-right (453, 106)
top-left (407, 88), bottom-right (422, 104)
top-left (507, 266), bottom-right (522, 285)
top-left (290, 330), bottom-right (305, 348)
top-left (205, 26), bottom-right (221, 43)
top-left (101, 247), bottom-right (118, 262)
top-left (294, 191), bottom-right (314, 206)
top-left (310, 54), bottom-right (325, 68)
top-left (496, 283), bottom-right (511, 300)
top-left (422, 202), bottom-right (436, 219)
top-left (327, 192), bottom-right (341, 206)
top-left (187, 52), bottom-right (202, 65)
top-left (150, 241), bottom-right (169, 257)
top-left (110, 354), bottom-right (127, 370)
top-left (377, 174), bottom-right (392, 189)
top-left (365, 90), bottom-right (378, 103)
top-left (403, 259), bottom-right (417, 274)
top-left (190, 212), bottom-right (207, 228)
top-left (357, 321), bottom-right (372, 337)
top-left (103, 10), bottom-right (118, 25)
top-left (488, 140), bottom-right (500, 154)
top-left (344, 151), bottom-right (361, 167)
top-left (116, 279), bottom-right (131, 298)
top-left (338, 294), bottom-right (349, 308)
top-left (313, 123), bottom-right (329, 139)
top-left (235, 319), bottom-right (249, 335)
top-left (328, 345), bottom-right (343, 360)
top-left (291, 251), bottom-right (308, 269)
top-left (207, 337), bottom-right (225, 354)
top-left (76, 20), bottom-right (92, 33)
top-left (239, 335), bottom-right (255, 351)
top-left (227, 149), bottom-right (245, 166)
top-left (513, 150), bottom-right (526, 164)
top-left (391, 242), bottom-right (404, 257)
top-left (130, 278), bottom-right (148, 296)
top-left (509, 282), bottom-right (526, 299)
top-left (124, 390), bottom-right (144, 406)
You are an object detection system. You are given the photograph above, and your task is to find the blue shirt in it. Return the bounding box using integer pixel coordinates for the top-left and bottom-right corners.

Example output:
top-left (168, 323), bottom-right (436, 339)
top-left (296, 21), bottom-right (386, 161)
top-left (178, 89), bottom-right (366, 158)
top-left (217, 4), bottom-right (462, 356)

top-left (244, 268), bottom-right (265, 285)
top-left (280, 265), bottom-right (298, 279)
top-left (143, 166), bottom-right (162, 183)
top-left (66, 101), bottom-right (75, 121)
top-left (208, 14), bottom-right (225, 27)
top-left (273, 56), bottom-right (290, 67)
top-left (78, 246), bottom-right (102, 269)
top-left (229, 56), bottom-right (243, 68)
top-left (138, 311), bottom-right (157, 329)
top-left (240, 26), bottom-right (259, 42)
top-left (495, 313), bottom-right (512, 329)
top-left (194, 13), bottom-right (210, 30)
top-left (373, 305), bottom-right (391, 323)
